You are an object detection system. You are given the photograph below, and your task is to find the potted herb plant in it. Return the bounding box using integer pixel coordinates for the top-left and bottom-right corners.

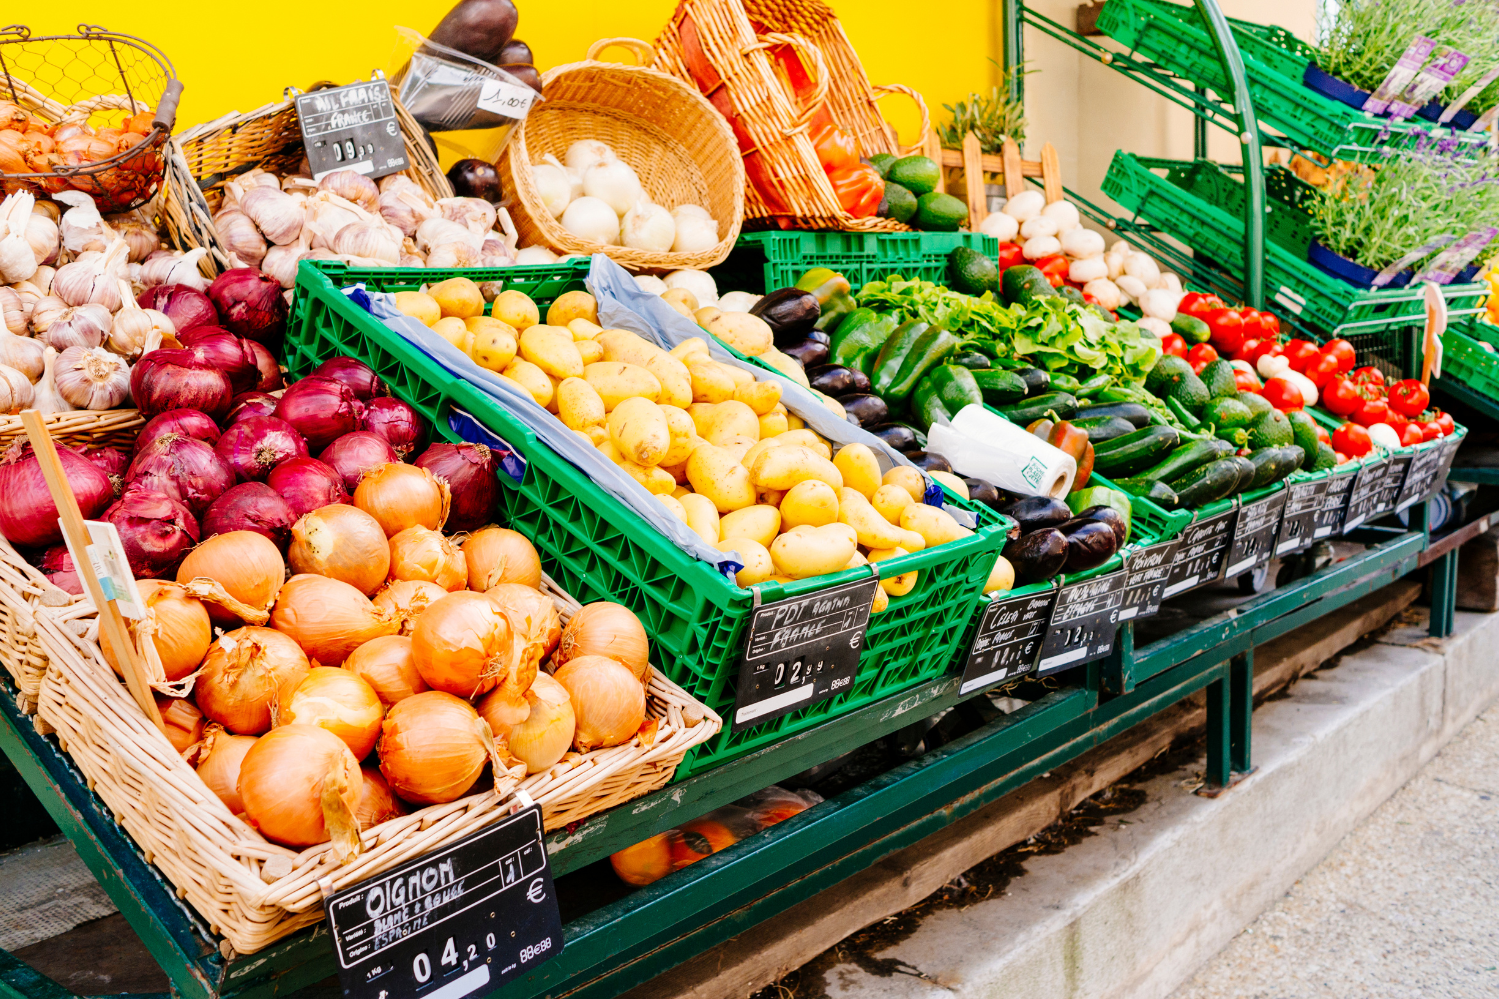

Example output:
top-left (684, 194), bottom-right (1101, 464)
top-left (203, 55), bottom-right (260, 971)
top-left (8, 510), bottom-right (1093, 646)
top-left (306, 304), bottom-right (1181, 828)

top-left (937, 62), bottom-right (1028, 213)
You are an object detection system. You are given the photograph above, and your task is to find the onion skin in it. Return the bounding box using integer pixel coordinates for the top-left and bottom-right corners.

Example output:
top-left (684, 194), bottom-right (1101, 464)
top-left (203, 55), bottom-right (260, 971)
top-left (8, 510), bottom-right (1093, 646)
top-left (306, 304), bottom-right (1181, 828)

top-left (361, 397), bottom-right (426, 459)
top-left (354, 463), bottom-right (449, 537)
top-left (125, 433), bottom-right (235, 516)
top-left (355, 766), bottom-right (406, 830)
top-left (207, 268), bottom-right (288, 345)
top-left (281, 666), bottom-right (384, 759)
top-left (155, 695), bottom-right (205, 754)
top-left (196, 731), bottom-right (258, 814)
top-left (137, 284), bottom-right (217, 332)
top-left (133, 580), bottom-right (211, 681)
top-left (319, 431), bottom-right (398, 494)
top-left (136, 408), bottom-right (222, 451)
top-left (270, 574), bottom-right (400, 665)
top-left (377, 691), bottom-right (494, 805)
top-left (0, 440), bottom-right (112, 547)
top-left (179, 328), bottom-right (263, 395)
top-left (274, 376), bottom-right (364, 453)
top-left (267, 457), bottom-right (350, 519)
top-left (313, 357), bottom-right (386, 402)
top-left (485, 583), bottom-right (561, 669)
top-left (344, 635), bottom-right (427, 706)
top-left (130, 348), bottom-right (235, 422)
top-left (38, 545), bottom-right (82, 594)
top-left (176, 530), bottom-right (286, 627)
top-left (388, 526), bottom-right (468, 591)
top-left (215, 416), bottom-right (309, 483)
top-left (226, 392), bottom-right (279, 426)
top-left (239, 724), bottom-right (362, 852)
top-left (85, 447), bottom-right (129, 498)
top-left (480, 671), bottom-right (574, 774)
top-left (553, 655), bottom-right (646, 751)
top-left (372, 579), bottom-right (449, 635)
top-left (104, 488), bottom-right (200, 579)
top-left (202, 482), bottom-right (296, 547)
top-left (463, 527), bottom-right (541, 590)
top-left (247, 340), bottom-right (283, 391)
top-left (410, 591), bottom-right (515, 698)
top-left (196, 625), bottom-right (310, 734)
top-left (414, 443), bottom-right (499, 534)
top-left (553, 602), bottom-right (650, 683)
top-left (289, 504), bottom-right (390, 595)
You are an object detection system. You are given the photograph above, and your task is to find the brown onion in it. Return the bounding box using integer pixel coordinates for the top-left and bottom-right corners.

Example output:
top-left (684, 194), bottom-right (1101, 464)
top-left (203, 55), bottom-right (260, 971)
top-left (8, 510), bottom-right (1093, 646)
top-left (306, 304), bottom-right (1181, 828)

top-left (463, 528), bottom-right (542, 591)
top-left (377, 691), bottom-right (502, 805)
top-left (269, 574), bottom-right (399, 665)
top-left (344, 635), bottom-right (427, 706)
top-left (355, 766), bottom-right (406, 830)
top-left (479, 671), bottom-right (573, 774)
top-left (267, 456), bottom-right (349, 519)
top-left (155, 695), bottom-right (205, 754)
top-left (553, 602), bottom-right (649, 683)
top-left (134, 580), bottom-right (211, 682)
top-left (372, 580), bottom-right (449, 635)
top-left (196, 626), bottom-right (310, 734)
top-left (319, 432), bottom-right (397, 494)
top-left (388, 526), bottom-right (467, 591)
top-left (354, 463), bottom-right (449, 537)
top-left (201, 483), bottom-right (296, 548)
top-left (176, 530), bottom-right (286, 627)
top-left (280, 666), bottom-right (384, 759)
top-left (289, 504), bottom-right (390, 595)
top-left (196, 730), bottom-right (258, 814)
top-left (410, 591), bottom-right (515, 698)
top-left (553, 655), bottom-right (646, 751)
top-left (414, 443), bottom-right (499, 533)
top-left (239, 724), bottom-right (362, 855)
top-left (486, 583), bottom-right (561, 671)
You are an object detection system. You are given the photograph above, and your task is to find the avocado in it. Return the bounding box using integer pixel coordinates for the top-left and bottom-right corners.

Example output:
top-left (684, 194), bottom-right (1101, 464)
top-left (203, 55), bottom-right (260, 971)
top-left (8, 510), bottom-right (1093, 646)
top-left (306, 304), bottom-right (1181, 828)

top-left (1001, 264), bottom-right (1059, 306)
top-left (1288, 410), bottom-right (1322, 469)
top-left (1238, 391), bottom-right (1274, 418)
top-left (869, 152), bottom-right (897, 178)
top-left (1313, 442), bottom-right (1337, 471)
top-left (1168, 371), bottom-right (1211, 415)
top-left (1058, 285), bottom-right (1086, 306)
top-left (881, 182), bottom-right (918, 223)
top-left (1199, 359), bottom-right (1239, 399)
top-left (1201, 396), bottom-right (1253, 428)
top-left (913, 191), bottom-right (968, 232)
top-left (886, 155), bottom-right (941, 196)
top-left (1246, 409), bottom-right (1294, 450)
top-left (948, 246), bottom-right (998, 296)
top-left (1145, 354), bottom-right (1195, 396)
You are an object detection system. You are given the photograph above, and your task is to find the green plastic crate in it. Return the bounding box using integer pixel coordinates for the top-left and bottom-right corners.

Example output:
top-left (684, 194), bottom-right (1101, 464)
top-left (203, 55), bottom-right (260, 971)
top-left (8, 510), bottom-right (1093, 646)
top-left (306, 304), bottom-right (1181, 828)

top-left (712, 230), bottom-right (1001, 296)
top-left (1440, 326), bottom-right (1499, 402)
top-left (1090, 472), bottom-right (1194, 544)
top-left (286, 262), bottom-right (1008, 775)
top-left (1095, 0), bottom-right (1491, 162)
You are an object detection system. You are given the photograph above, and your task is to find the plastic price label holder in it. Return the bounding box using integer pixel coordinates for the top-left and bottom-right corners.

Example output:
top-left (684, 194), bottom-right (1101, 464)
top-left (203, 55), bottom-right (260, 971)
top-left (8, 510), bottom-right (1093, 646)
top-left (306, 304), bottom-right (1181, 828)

top-left (1342, 453), bottom-right (1393, 532)
top-left (1312, 461), bottom-right (1362, 540)
top-left (1161, 503), bottom-right (1241, 599)
top-left (1276, 476), bottom-right (1330, 556)
top-left (1035, 566), bottom-right (1127, 677)
top-left (296, 78), bottom-right (410, 181)
top-left (1223, 488), bottom-right (1289, 579)
top-left (1118, 536), bottom-right (1184, 622)
top-left (958, 582), bottom-right (1059, 696)
top-left (323, 799), bottom-right (561, 999)
top-left (730, 570), bottom-right (880, 733)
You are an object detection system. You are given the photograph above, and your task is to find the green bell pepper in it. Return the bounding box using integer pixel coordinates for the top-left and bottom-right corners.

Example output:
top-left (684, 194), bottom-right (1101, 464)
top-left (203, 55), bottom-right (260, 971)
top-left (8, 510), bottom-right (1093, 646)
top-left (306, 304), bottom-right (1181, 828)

top-left (1049, 373), bottom-right (1083, 394)
top-left (912, 364), bottom-right (983, 431)
top-left (797, 268), bottom-right (856, 331)
top-left (1076, 373), bottom-right (1113, 399)
top-left (829, 309), bottom-right (899, 374)
top-left (871, 321), bottom-right (959, 405)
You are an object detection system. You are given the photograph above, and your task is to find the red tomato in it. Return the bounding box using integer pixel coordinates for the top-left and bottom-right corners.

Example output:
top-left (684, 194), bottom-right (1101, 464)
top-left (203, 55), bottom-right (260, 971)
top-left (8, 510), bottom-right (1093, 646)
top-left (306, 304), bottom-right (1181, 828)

top-left (1351, 366), bottom-right (1385, 389)
top-left (1187, 343), bottom-right (1219, 372)
top-left (1233, 337), bottom-right (1262, 362)
top-left (1322, 377), bottom-right (1362, 416)
top-left (1239, 310), bottom-right (1266, 342)
top-left (1434, 411), bottom-right (1455, 436)
top-left (1260, 313), bottom-right (1282, 338)
top-left (1316, 426), bottom-right (1332, 445)
top-left (1305, 353), bottom-right (1343, 389)
top-left (1335, 451), bottom-right (1349, 464)
top-left (997, 242), bottom-right (1025, 270)
top-left (1421, 421), bottom-right (1443, 441)
top-left (1160, 332), bottom-right (1188, 359)
top-left (1387, 379), bottom-right (1430, 417)
top-left (1399, 423), bottom-right (1425, 447)
top-left (1242, 340), bottom-right (1280, 366)
top-left (1234, 370), bottom-right (1263, 392)
top-left (1323, 339), bottom-right (1356, 373)
top-left (1385, 410), bottom-right (1409, 431)
top-left (1283, 339), bottom-right (1321, 372)
top-left (1206, 310), bottom-right (1245, 354)
top-left (1352, 397), bottom-right (1390, 426)
top-left (1333, 423), bottom-right (1372, 457)
top-left (1262, 376), bottom-right (1304, 411)
top-left (1037, 254), bottom-right (1069, 287)
top-left (1180, 292), bottom-right (1225, 318)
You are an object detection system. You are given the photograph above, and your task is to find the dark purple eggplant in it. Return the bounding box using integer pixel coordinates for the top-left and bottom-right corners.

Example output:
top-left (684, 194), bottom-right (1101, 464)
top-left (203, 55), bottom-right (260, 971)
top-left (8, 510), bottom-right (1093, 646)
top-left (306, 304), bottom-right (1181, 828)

top-left (446, 159), bottom-right (504, 202)
top-left (751, 288), bottom-right (820, 343)
top-left (429, 0), bottom-right (518, 63)
top-left (871, 423), bottom-right (920, 452)
top-left (780, 338), bottom-right (828, 369)
top-left (963, 478), bottom-right (1005, 513)
top-left (1003, 528), bottom-right (1067, 583)
top-left (498, 39), bottom-right (533, 64)
top-left (500, 63), bottom-right (543, 94)
top-left (1069, 505), bottom-right (1128, 547)
top-left (808, 365), bottom-right (858, 396)
top-left (903, 450), bottom-right (952, 474)
top-left (1060, 521), bottom-right (1118, 572)
top-left (845, 367), bottom-right (871, 393)
top-left (839, 394), bottom-right (889, 428)
top-left (1003, 495), bottom-right (1073, 534)
top-left (806, 328), bottom-right (831, 346)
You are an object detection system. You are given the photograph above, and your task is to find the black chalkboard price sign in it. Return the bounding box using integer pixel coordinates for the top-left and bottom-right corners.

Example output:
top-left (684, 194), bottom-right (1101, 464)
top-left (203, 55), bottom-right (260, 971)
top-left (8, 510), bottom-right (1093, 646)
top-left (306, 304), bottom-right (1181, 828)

top-left (1276, 475), bottom-right (1328, 556)
top-left (324, 804), bottom-right (561, 999)
top-left (1396, 441), bottom-right (1450, 513)
top-left (1371, 451), bottom-right (1414, 519)
top-left (731, 574), bottom-right (879, 732)
top-left (296, 79), bottom-right (410, 182)
top-left (1341, 455), bottom-right (1390, 532)
top-left (1118, 537), bottom-right (1183, 622)
top-left (1036, 568), bottom-right (1126, 676)
top-left (959, 587), bottom-right (1058, 695)
top-left (1222, 489), bottom-right (1288, 580)
top-left (1161, 507), bottom-right (1240, 599)
top-left (1311, 463), bottom-right (1360, 540)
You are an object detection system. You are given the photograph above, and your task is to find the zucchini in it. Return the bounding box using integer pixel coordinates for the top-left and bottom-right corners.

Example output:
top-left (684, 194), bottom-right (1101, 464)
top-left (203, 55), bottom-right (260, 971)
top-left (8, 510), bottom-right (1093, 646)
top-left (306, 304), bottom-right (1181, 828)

top-left (994, 391), bottom-right (1079, 425)
top-left (1170, 314), bottom-right (1212, 344)
top-left (1092, 426), bottom-right (1181, 476)
top-left (1132, 479), bottom-right (1180, 509)
top-left (1074, 402), bottom-right (1153, 428)
top-left (1229, 456), bottom-right (1258, 494)
top-left (1068, 415), bottom-right (1138, 444)
top-left (1014, 366), bottom-right (1051, 396)
top-left (972, 368), bottom-right (1028, 405)
top-left (1049, 373), bottom-right (1082, 393)
top-left (1129, 438), bottom-right (1236, 484)
top-left (1247, 445), bottom-right (1305, 489)
top-left (1169, 458), bottom-right (1245, 507)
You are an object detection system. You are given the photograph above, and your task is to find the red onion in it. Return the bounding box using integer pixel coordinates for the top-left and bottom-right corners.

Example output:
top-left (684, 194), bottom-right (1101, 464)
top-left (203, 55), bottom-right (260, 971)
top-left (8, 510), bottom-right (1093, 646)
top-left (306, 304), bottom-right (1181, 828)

top-left (202, 482), bottom-right (295, 547)
top-left (273, 376), bottom-right (363, 452)
top-left (105, 488), bottom-right (199, 579)
top-left (130, 349), bottom-right (234, 422)
top-left (136, 409), bottom-right (222, 452)
top-left (215, 416), bottom-right (309, 482)
top-left (319, 431), bottom-right (399, 493)
top-left (313, 357), bottom-right (386, 402)
top-left (0, 441), bottom-right (112, 547)
top-left (85, 447), bottom-right (130, 498)
top-left (414, 443), bottom-right (499, 533)
top-left (125, 433), bottom-right (234, 516)
top-left (226, 392), bottom-right (279, 425)
top-left (362, 397), bottom-right (427, 459)
top-left (247, 340), bottom-right (283, 391)
top-left (266, 457), bottom-right (349, 519)
top-left (38, 546), bottom-right (82, 595)
top-left (137, 285), bottom-right (218, 332)
top-left (179, 328), bottom-right (263, 396)
top-left (207, 268), bottom-right (287, 344)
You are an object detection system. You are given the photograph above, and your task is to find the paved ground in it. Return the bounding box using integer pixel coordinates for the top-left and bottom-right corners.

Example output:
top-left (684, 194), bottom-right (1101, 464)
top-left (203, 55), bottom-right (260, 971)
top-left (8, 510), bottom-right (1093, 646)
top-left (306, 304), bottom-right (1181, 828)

top-left (1170, 703), bottom-right (1499, 999)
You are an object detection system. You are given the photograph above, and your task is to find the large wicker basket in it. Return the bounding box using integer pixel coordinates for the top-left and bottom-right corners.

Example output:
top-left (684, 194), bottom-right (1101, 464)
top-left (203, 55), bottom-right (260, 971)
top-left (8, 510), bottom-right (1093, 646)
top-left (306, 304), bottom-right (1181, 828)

top-left (0, 540), bottom-right (82, 714)
top-left (652, 0), bottom-right (929, 232)
top-left (495, 38), bottom-right (745, 272)
top-left (0, 409), bottom-right (144, 453)
top-left (31, 571), bottom-right (721, 955)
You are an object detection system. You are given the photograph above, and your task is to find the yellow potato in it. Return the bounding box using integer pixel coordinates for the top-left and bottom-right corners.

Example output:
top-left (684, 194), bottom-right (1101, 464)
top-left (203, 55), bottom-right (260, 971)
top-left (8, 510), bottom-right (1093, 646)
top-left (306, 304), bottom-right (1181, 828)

top-left (760, 347), bottom-right (810, 388)
top-left (739, 438), bottom-right (781, 472)
top-left (671, 485), bottom-right (691, 499)
top-left (584, 424), bottom-right (609, 446)
top-left (493, 290), bottom-right (540, 330)
top-left (720, 435), bottom-right (758, 463)
top-left (657, 494), bottom-right (687, 522)
top-left (669, 338), bottom-right (711, 365)
top-left (779, 479), bottom-right (839, 530)
top-left (719, 505), bottom-right (781, 548)
top-left (679, 493), bottom-right (720, 545)
top-left (899, 503), bottom-right (972, 548)
top-left (871, 483), bottom-right (914, 524)
top-left (544, 375), bottom-right (563, 414)
top-left (502, 359), bottom-right (553, 407)
top-left (645, 354), bottom-right (693, 409)
top-left (838, 488), bottom-right (910, 549)
top-left (604, 444), bottom-right (675, 495)
top-left (659, 406), bottom-right (697, 466)
top-left (469, 322), bottom-right (518, 372)
top-left (984, 555), bottom-right (1015, 594)
top-left (572, 429), bottom-right (593, 447)
top-left (686, 445), bottom-right (757, 513)
top-left (394, 290), bottom-right (440, 326)
top-left (752, 445), bottom-right (843, 493)
top-left (660, 287), bottom-right (698, 316)
top-left (519, 325), bottom-right (585, 379)
top-left (607, 397), bottom-right (670, 466)
top-left (567, 318), bottom-right (603, 340)
top-left (734, 379), bottom-right (782, 416)
top-left (778, 429), bottom-right (831, 460)
top-left (584, 362), bottom-right (661, 410)
top-left (716, 538), bottom-right (773, 587)
top-left (689, 361), bottom-right (736, 404)
top-left (758, 409), bottom-right (789, 438)
top-left (693, 306), bottom-right (722, 327)
top-left (787, 412), bottom-right (806, 430)
top-left (845, 551), bottom-right (868, 570)
top-left (867, 547), bottom-right (917, 596)
top-left (429, 277), bottom-right (484, 319)
top-left (431, 315), bottom-right (469, 348)
top-left (464, 315), bottom-right (509, 334)
top-left (769, 523), bottom-right (858, 580)
top-left (704, 312), bottom-right (773, 356)
top-left (546, 290), bottom-right (598, 327)
top-left (576, 339), bottom-right (604, 365)
top-left (883, 466), bottom-right (926, 503)
top-left (661, 461), bottom-right (689, 485)
top-left (871, 585), bottom-right (889, 614)
top-left (816, 392), bottom-right (847, 421)
top-left (597, 330), bottom-right (662, 367)
top-left (686, 403), bottom-right (716, 436)
top-left (725, 365), bottom-right (755, 388)
top-left (760, 488), bottom-right (787, 507)
top-left (701, 400), bottom-right (761, 446)
top-left (929, 470), bottom-right (969, 500)
top-left (833, 444), bottom-right (881, 499)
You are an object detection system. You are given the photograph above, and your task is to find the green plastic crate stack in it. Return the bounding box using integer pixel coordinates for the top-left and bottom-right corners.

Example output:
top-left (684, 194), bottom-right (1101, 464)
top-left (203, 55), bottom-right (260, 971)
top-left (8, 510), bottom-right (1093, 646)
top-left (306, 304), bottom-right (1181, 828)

top-left (287, 261), bottom-right (1009, 775)
top-left (1437, 321), bottom-right (1499, 421)
top-left (712, 230), bottom-right (1000, 296)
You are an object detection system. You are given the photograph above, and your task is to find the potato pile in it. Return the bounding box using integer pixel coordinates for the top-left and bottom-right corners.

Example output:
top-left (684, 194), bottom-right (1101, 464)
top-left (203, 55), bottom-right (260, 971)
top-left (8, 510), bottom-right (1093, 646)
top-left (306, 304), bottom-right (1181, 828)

top-left (391, 278), bottom-right (977, 606)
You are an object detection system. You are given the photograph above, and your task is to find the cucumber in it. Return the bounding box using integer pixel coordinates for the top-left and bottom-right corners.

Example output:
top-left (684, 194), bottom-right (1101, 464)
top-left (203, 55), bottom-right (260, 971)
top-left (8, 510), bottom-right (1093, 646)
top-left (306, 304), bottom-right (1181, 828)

top-left (972, 368), bottom-right (1028, 405)
top-left (1129, 438), bottom-right (1236, 484)
top-left (994, 391), bottom-right (1079, 425)
top-left (1074, 402), bottom-right (1153, 428)
top-left (1229, 456), bottom-right (1258, 494)
top-left (1247, 445), bottom-right (1305, 489)
top-left (1169, 458), bottom-right (1246, 507)
top-left (1092, 425), bottom-right (1181, 476)
top-left (1068, 415), bottom-right (1138, 444)
top-left (1014, 366), bottom-right (1051, 396)
top-left (1049, 373), bottom-right (1082, 394)
top-left (1133, 479), bottom-right (1180, 509)
top-left (1170, 314), bottom-right (1212, 344)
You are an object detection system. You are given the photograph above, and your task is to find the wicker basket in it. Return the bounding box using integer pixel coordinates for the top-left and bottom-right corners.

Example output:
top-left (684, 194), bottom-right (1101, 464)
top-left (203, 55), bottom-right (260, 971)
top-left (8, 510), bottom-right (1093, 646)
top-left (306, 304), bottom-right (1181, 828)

top-left (0, 540), bottom-right (82, 713)
top-left (0, 409), bottom-right (144, 453)
top-left (652, 0), bottom-right (929, 232)
top-left (494, 38), bottom-right (745, 272)
top-left (161, 92), bottom-right (451, 278)
top-left (31, 571), bottom-right (721, 955)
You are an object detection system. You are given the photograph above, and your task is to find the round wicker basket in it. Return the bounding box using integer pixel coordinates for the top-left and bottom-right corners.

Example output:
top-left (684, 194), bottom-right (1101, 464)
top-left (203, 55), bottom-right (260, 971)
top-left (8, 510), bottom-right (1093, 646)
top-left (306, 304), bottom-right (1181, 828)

top-left (496, 38), bottom-right (745, 273)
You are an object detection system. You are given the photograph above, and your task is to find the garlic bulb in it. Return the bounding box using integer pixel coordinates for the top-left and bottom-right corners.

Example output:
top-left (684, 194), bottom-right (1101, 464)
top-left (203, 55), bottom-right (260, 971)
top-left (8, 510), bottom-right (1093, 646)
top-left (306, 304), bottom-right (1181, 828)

top-left (671, 210), bottom-right (718, 253)
top-left (479, 237), bottom-right (516, 267)
top-left (0, 364), bottom-right (34, 412)
top-left (565, 140), bottom-right (616, 175)
top-left (30, 265), bottom-right (54, 296)
top-left (54, 345), bottom-right (129, 410)
top-left (0, 287), bottom-right (24, 335)
top-left (399, 251), bottom-right (425, 267)
top-left (415, 216), bottom-right (484, 254)
top-left (621, 200), bottom-right (675, 252)
top-left (32, 348), bottom-right (74, 415)
top-left (304, 192), bottom-right (375, 250)
top-left (25, 210), bottom-right (60, 266)
top-left (438, 197), bottom-right (497, 235)
top-left (138, 247), bottom-right (210, 291)
top-left (54, 191), bottom-right (106, 254)
top-left (41, 302), bottom-right (110, 350)
top-left (331, 221), bottom-right (402, 264)
top-left (424, 242), bottom-right (481, 268)
top-left (114, 222), bottom-right (160, 264)
top-left (236, 184), bottom-right (306, 245)
top-left (0, 192), bottom-right (39, 283)
top-left (213, 209), bottom-right (268, 268)
top-left (378, 190), bottom-right (435, 238)
top-left (379, 174), bottom-right (433, 203)
top-left (238, 168), bottom-right (282, 193)
top-left (280, 174), bottom-right (317, 196)
top-left (108, 279), bottom-right (172, 359)
top-left (28, 295), bottom-right (68, 333)
top-left (319, 170), bottom-right (379, 212)
top-left (532, 156), bottom-right (572, 218)
top-left (53, 240), bottom-right (129, 311)
top-left (0, 326), bottom-right (43, 380)
top-left (261, 227), bottom-right (313, 289)
top-left (581, 160), bottom-right (643, 215)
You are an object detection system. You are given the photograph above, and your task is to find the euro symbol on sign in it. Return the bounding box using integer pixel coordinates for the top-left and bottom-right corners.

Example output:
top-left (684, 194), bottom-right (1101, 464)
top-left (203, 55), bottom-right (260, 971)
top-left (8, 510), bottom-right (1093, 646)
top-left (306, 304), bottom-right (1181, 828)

top-left (526, 878), bottom-right (546, 904)
top-left (386, 122), bottom-right (398, 136)
top-left (849, 632), bottom-right (861, 650)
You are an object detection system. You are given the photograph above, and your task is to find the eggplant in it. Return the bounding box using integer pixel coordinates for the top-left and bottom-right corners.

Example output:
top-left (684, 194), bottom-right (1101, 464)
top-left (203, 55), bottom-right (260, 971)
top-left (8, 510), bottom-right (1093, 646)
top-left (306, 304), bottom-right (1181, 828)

top-left (1003, 528), bottom-right (1068, 583)
top-left (808, 365), bottom-right (858, 396)
top-left (1003, 495), bottom-right (1074, 534)
top-left (903, 450), bottom-right (952, 474)
top-left (751, 288), bottom-right (820, 342)
top-left (498, 39), bottom-right (533, 64)
top-left (806, 328), bottom-right (831, 346)
top-left (871, 423), bottom-right (920, 452)
top-left (500, 64), bottom-right (542, 93)
top-left (780, 338), bottom-right (829, 369)
top-left (846, 368), bottom-right (871, 393)
top-left (1060, 521), bottom-right (1118, 572)
top-left (963, 477), bottom-right (1005, 513)
top-left (1069, 505), bottom-right (1128, 547)
top-left (429, 0), bottom-right (519, 62)
top-left (840, 394), bottom-right (889, 428)
top-left (1015, 366), bottom-right (1051, 397)
top-left (446, 159), bottom-right (504, 202)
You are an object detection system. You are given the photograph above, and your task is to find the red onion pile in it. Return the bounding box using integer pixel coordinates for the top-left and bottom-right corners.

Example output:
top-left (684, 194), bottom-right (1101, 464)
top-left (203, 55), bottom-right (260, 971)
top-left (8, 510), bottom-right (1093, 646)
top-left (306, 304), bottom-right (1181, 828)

top-left (0, 442), bottom-right (113, 547)
top-left (274, 377), bottom-right (364, 453)
top-left (208, 269), bottom-right (288, 345)
top-left (105, 488), bottom-right (200, 578)
top-left (415, 443), bottom-right (500, 533)
top-left (38, 545), bottom-right (82, 595)
top-left (267, 457), bottom-right (349, 518)
top-left (320, 431), bottom-right (398, 493)
top-left (226, 392), bottom-right (279, 426)
top-left (131, 349), bottom-right (234, 422)
top-left (137, 285), bottom-right (218, 333)
top-left (137, 409), bottom-right (223, 450)
top-left (85, 447), bottom-right (130, 498)
top-left (362, 397), bottom-right (425, 459)
top-left (202, 482), bottom-right (296, 548)
top-left (180, 329), bottom-right (264, 396)
top-left (126, 434), bottom-right (234, 515)
top-left (216, 417), bottom-right (309, 482)
top-left (315, 357), bottom-right (387, 401)
top-left (247, 341), bottom-right (283, 392)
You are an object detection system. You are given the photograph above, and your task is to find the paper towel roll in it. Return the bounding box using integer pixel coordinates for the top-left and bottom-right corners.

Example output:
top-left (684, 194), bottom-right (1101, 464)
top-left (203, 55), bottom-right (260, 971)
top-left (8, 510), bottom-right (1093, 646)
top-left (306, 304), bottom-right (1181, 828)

top-left (928, 404), bottom-right (1077, 498)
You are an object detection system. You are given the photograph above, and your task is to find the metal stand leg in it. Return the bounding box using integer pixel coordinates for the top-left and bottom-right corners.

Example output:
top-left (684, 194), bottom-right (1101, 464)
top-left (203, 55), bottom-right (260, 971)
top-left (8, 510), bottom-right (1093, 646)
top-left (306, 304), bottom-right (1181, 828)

top-left (1204, 663), bottom-right (1231, 788)
top-left (1430, 548), bottom-right (1458, 639)
top-left (1230, 650), bottom-right (1252, 773)
top-left (1100, 623), bottom-right (1135, 696)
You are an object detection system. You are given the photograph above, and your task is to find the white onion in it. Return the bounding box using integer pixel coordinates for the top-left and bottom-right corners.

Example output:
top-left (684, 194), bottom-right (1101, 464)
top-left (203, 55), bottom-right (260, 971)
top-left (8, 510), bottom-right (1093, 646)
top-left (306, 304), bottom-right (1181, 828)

top-left (564, 140), bottom-right (616, 175)
top-left (663, 269), bottom-right (717, 309)
top-left (516, 246), bottom-right (559, 265)
top-left (621, 201), bottom-right (675, 252)
top-left (560, 197), bottom-right (620, 245)
top-left (581, 160), bottom-right (643, 215)
top-left (532, 156), bottom-right (573, 218)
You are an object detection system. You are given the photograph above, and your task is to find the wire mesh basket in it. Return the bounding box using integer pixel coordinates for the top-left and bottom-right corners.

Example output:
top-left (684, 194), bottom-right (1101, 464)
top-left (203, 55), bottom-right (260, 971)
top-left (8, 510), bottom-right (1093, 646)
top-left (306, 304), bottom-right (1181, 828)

top-left (0, 24), bottom-right (181, 213)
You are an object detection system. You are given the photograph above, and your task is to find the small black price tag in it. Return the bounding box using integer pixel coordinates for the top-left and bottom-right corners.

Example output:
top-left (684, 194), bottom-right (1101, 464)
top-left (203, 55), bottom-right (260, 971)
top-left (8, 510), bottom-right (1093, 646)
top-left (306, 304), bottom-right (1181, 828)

top-left (730, 574), bottom-right (878, 732)
top-left (1396, 440), bottom-right (1450, 512)
top-left (324, 804), bottom-right (561, 999)
top-left (296, 79), bottom-right (410, 182)
top-left (958, 587), bottom-right (1058, 696)
top-left (1311, 463), bottom-right (1360, 540)
top-left (1222, 489), bottom-right (1289, 579)
top-left (1118, 536), bottom-right (1183, 622)
top-left (1161, 507), bottom-right (1240, 599)
top-left (1035, 568), bottom-right (1126, 676)
top-left (1275, 475), bottom-right (1329, 556)
top-left (1371, 451), bottom-right (1414, 518)
top-left (1341, 455), bottom-right (1391, 532)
